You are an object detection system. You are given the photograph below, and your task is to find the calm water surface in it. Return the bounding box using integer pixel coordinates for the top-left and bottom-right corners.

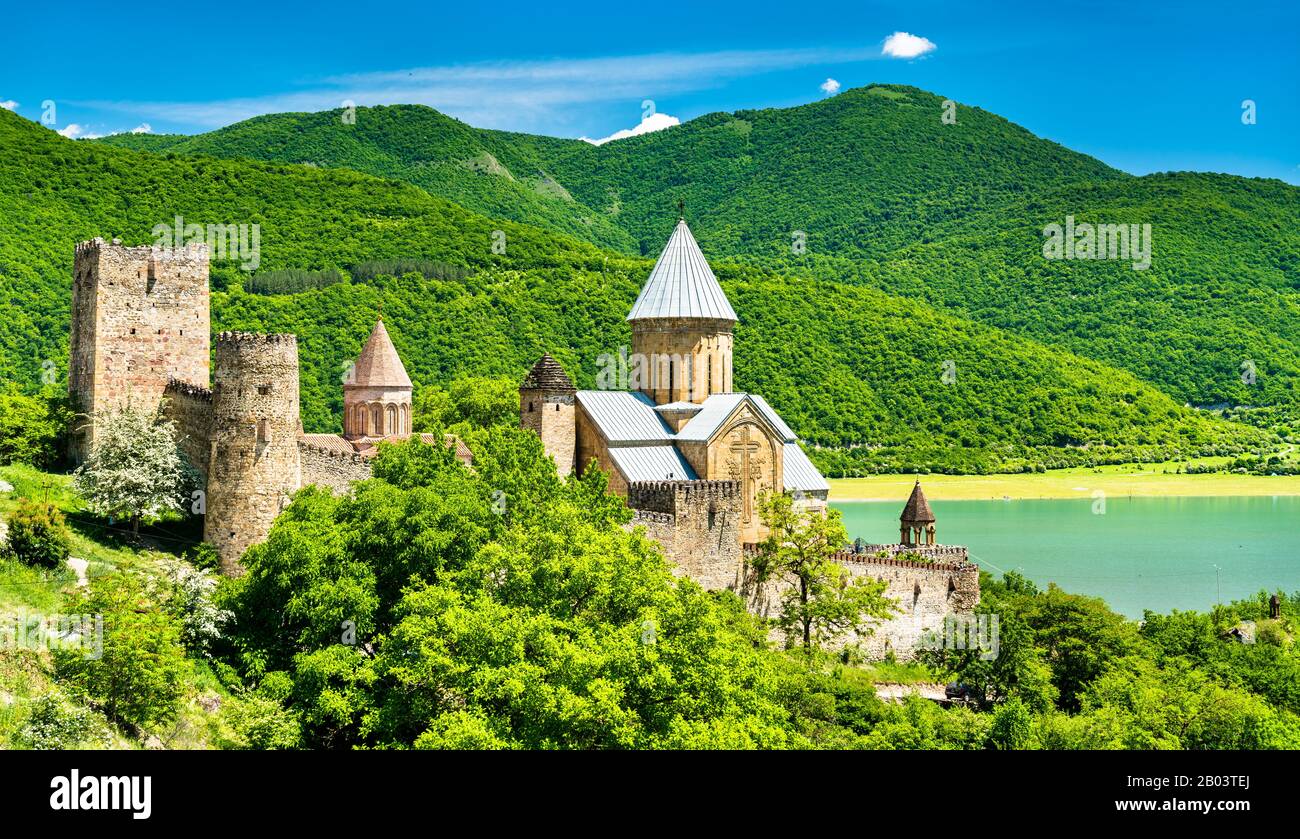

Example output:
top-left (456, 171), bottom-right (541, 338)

top-left (832, 496), bottom-right (1300, 618)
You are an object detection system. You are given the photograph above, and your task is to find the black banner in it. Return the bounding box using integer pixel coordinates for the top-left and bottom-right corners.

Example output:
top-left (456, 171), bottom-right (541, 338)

top-left (0, 749), bottom-right (1282, 826)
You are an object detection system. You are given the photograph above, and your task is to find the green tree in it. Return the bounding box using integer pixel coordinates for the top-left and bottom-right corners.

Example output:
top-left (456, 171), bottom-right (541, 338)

top-left (72, 405), bottom-right (190, 536)
top-left (0, 387), bottom-right (71, 469)
top-left (56, 573), bottom-right (191, 732)
top-left (749, 491), bottom-right (893, 651)
top-left (221, 435), bottom-right (799, 749)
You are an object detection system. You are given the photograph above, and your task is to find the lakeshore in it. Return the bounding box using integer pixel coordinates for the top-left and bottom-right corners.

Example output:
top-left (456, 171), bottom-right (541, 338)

top-left (828, 462), bottom-right (1300, 502)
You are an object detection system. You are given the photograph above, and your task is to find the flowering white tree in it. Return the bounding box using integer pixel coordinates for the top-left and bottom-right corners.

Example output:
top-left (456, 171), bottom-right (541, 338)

top-left (73, 405), bottom-right (189, 536)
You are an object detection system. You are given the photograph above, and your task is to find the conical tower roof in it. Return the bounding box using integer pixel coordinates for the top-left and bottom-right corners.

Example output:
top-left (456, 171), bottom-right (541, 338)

top-left (627, 219), bottom-right (738, 322)
top-left (521, 353), bottom-right (575, 392)
top-left (900, 480), bottom-right (935, 524)
top-left (348, 318), bottom-right (412, 389)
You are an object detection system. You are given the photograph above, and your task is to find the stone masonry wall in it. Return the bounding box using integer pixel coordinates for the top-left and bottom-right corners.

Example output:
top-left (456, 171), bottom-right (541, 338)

top-left (69, 239), bottom-right (210, 461)
top-left (742, 544), bottom-right (980, 660)
top-left (161, 379), bottom-right (214, 481)
top-left (628, 480), bottom-right (743, 591)
top-left (299, 442), bottom-right (372, 495)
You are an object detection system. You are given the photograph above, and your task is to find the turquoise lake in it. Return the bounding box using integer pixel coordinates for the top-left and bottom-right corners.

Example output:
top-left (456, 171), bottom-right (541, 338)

top-left (832, 496), bottom-right (1300, 618)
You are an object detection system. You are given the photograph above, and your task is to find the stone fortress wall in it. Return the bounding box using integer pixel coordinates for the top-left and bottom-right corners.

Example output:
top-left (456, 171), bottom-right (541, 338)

top-left (161, 379), bottom-right (214, 481)
top-left (742, 543), bottom-right (980, 660)
top-left (627, 480), bottom-right (743, 591)
top-left (298, 441), bottom-right (373, 495)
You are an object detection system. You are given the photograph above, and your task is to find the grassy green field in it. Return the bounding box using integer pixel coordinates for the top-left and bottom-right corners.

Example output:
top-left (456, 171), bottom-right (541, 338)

top-left (828, 460), bottom-right (1300, 502)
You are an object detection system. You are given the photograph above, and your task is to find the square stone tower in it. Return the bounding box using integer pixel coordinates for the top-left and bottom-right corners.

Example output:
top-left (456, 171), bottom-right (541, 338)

top-left (519, 353), bottom-right (577, 476)
top-left (68, 238), bottom-right (210, 461)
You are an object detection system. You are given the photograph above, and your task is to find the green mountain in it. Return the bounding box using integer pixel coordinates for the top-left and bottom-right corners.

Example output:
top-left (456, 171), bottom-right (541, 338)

top-left (97, 85), bottom-right (1300, 415)
top-left (95, 107), bottom-right (637, 253)
top-left (1, 105), bottom-right (1262, 473)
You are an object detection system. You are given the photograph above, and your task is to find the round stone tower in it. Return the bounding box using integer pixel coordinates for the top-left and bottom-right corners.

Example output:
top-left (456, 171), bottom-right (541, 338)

top-left (204, 332), bottom-right (302, 575)
top-left (343, 317), bottom-right (413, 439)
top-left (628, 219), bottom-right (738, 404)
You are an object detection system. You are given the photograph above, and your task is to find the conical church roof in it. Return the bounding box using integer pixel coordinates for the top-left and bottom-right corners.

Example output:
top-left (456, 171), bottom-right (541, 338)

top-left (348, 318), bottom-right (412, 389)
top-left (627, 219), bottom-right (738, 322)
top-left (521, 353), bottom-right (575, 391)
top-left (900, 481), bottom-right (935, 523)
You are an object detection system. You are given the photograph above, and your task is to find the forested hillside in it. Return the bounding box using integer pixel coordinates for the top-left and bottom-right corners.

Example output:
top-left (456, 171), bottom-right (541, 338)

top-left (0, 105), bottom-right (1266, 473)
top-left (96, 84), bottom-right (1300, 417)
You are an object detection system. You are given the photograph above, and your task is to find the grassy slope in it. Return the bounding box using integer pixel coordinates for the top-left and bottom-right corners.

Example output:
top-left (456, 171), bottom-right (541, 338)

top-left (0, 465), bottom-right (226, 749)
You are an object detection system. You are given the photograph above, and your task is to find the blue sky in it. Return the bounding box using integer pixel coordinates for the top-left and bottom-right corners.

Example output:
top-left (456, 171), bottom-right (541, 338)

top-left (3, 0), bottom-right (1296, 182)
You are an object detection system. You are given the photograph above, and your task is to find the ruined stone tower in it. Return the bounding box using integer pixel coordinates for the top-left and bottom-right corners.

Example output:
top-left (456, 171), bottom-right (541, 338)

top-left (628, 219), bottom-right (737, 404)
top-left (68, 238), bottom-right (210, 461)
top-left (204, 332), bottom-right (303, 575)
top-left (519, 354), bottom-right (576, 476)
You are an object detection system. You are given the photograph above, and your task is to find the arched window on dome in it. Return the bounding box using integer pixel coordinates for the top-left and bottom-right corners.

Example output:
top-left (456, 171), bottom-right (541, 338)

top-left (386, 404), bottom-right (397, 437)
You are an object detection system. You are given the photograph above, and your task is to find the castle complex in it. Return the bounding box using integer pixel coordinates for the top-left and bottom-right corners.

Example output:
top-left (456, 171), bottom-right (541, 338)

top-left (68, 221), bottom-right (979, 658)
top-left (68, 237), bottom-right (469, 575)
top-left (521, 219), bottom-right (981, 657)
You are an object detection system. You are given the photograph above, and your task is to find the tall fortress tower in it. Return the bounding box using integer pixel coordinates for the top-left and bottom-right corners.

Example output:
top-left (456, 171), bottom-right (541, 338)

top-left (68, 238), bottom-right (210, 461)
top-left (204, 333), bottom-right (303, 575)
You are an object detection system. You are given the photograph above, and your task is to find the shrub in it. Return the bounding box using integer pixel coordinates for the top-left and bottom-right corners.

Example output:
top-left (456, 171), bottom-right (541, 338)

top-left (13, 694), bottom-right (109, 750)
top-left (215, 692), bottom-right (301, 750)
top-left (4, 499), bottom-right (72, 568)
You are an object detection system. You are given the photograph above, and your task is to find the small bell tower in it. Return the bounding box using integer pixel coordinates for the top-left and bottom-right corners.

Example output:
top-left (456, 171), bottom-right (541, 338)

top-left (900, 480), bottom-right (937, 546)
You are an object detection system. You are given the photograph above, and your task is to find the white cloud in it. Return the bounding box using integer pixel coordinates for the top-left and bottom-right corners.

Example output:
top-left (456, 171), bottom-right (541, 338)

top-left (130, 122), bottom-right (152, 134)
top-left (881, 32), bottom-right (937, 59)
top-left (73, 46), bottom-right (885, 133)
top-left (55, 124), bottom-right (101, 139)
top-left (0, 100), bottom-right (17, 111)
top-left (582, 111), bottom-right (680, 145)
top-left (820, 78), bottom-right (841, 96)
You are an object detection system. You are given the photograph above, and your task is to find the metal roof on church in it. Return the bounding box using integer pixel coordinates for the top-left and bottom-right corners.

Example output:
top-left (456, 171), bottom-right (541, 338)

top-left (626, 220), bottom-right (739, 322)
top-left (575, 388), bottom-right (827, 490)
top-left (575, 390), bottom-right (673, 442)
top-left (675, 393), bottom-right (797, 443)
top-left (783, 443), bottom-right (830, 493)
top-left (609, 446), bottom-right (698, 482)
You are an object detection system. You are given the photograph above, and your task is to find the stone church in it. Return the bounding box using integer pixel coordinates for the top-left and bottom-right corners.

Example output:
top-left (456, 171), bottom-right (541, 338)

top-left (521, 220), bottom-right (981, 657)
top-left (520, 218), bottom-right (830, 547)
